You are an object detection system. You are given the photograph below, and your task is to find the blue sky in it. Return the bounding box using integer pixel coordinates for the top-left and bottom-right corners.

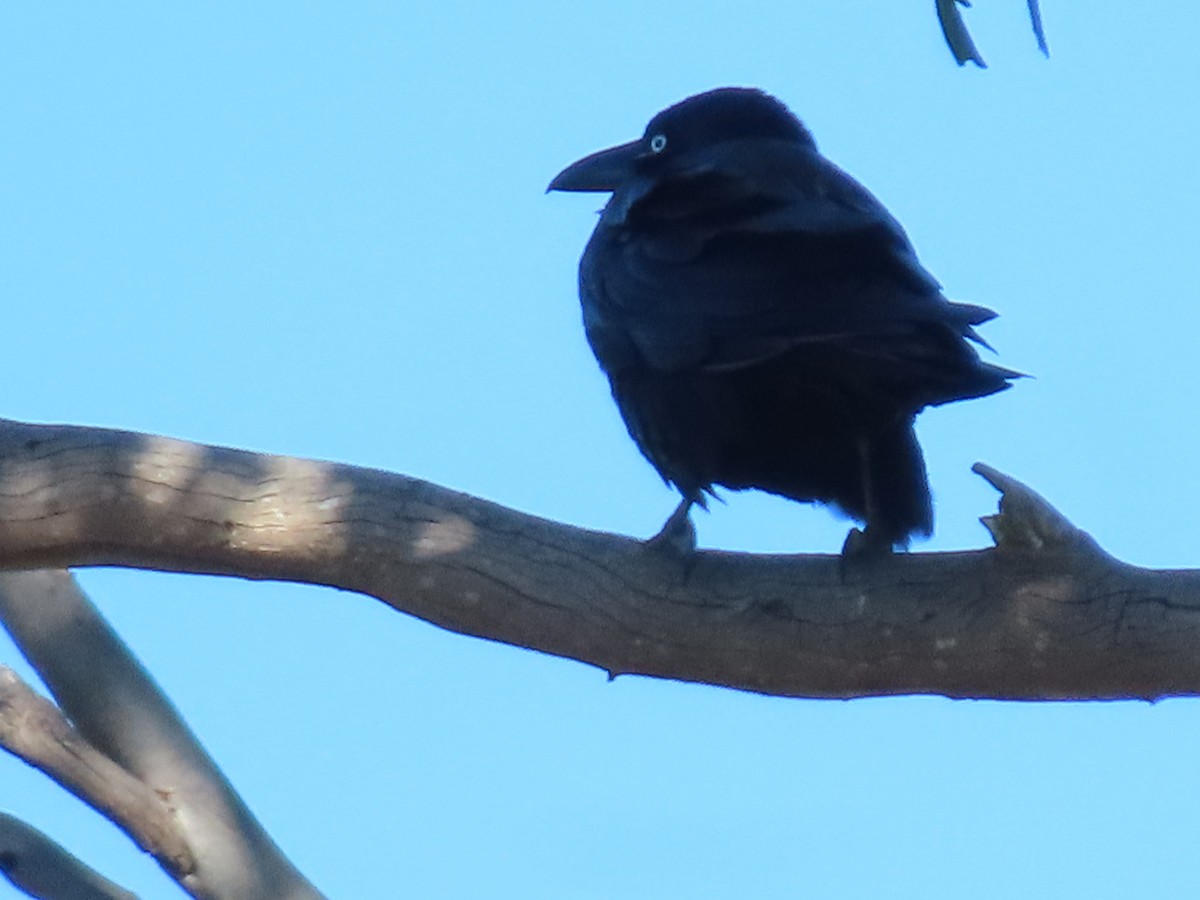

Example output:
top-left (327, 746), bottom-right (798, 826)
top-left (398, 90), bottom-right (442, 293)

top-left (3, 3), bottom-right (1200, 897)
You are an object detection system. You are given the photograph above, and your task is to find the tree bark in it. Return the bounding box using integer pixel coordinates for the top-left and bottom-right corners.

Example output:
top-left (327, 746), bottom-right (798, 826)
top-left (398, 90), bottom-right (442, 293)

top-left (1, 418), bottom-right (1197, 701)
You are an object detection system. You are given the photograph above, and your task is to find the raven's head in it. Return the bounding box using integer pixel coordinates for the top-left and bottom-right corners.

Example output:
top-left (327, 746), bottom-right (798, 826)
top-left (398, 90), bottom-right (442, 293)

top-left (549, 88), bottom-right (815, 226)
top-left (549, 88), bottom-right (814, 193)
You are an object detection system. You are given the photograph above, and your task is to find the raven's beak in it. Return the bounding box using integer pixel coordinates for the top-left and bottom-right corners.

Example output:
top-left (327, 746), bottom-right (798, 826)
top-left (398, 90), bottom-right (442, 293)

top-left (548, 139), bottom-right (642, 193)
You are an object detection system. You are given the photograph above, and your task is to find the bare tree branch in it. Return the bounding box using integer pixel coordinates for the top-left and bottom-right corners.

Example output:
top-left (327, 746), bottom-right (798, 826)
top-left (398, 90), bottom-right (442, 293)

top-left (0, 570), bottom-right (325, 900)
top-left (0, 418), bottom-right (1198, 701)
top-left (0, 664), bottom-right (189, 875)
top-left (0, 812), bottom-right (137, 900)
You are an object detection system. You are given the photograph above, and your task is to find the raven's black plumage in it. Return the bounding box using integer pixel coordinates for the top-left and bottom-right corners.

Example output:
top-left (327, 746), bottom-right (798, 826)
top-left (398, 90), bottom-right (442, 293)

top-left (549, 88), bottom-right (1018, 551)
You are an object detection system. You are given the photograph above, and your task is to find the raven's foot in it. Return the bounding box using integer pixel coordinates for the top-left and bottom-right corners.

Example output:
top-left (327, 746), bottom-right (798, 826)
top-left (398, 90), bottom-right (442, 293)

top-left (840, 526), bottom-right (895, 560)
top-left (839, 527), bottom-right (895, 580)
top-left (644, 497), bottom-right (697, 556)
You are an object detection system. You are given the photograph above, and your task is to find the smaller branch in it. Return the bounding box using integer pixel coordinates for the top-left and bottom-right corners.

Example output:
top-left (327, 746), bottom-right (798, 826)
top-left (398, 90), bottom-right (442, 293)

top-left (0, 812), bottom-right (137, 900)
top-left (0, 572), bottom-right (326, 900)
top-left (0, 665), bottom-right (191, 874)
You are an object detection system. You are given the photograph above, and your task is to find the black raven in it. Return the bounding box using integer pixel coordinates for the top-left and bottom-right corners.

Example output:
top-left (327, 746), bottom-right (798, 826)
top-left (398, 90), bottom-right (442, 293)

top-left (549, 87), bottom-right (1018, 553)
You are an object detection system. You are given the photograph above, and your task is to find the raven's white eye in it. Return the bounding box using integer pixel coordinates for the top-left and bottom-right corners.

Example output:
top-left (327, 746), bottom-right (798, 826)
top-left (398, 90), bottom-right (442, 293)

top-left (649, 133), bottom-right (668, 154)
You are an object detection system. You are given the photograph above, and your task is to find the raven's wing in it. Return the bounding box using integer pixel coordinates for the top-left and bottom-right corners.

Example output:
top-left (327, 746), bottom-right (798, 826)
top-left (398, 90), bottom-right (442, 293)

top-left (583, 139), bottom-right (1012, 399)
